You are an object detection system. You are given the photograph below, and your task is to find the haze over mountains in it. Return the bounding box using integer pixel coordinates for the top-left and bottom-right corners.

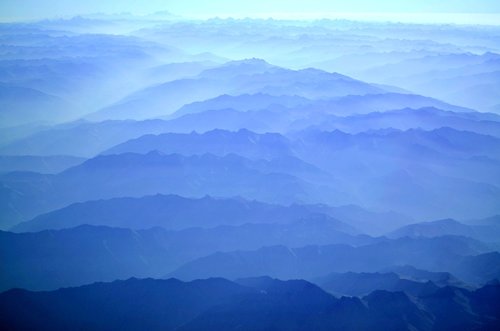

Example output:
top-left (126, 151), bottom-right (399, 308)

top-left (0, 11), bottom-right (499, 331)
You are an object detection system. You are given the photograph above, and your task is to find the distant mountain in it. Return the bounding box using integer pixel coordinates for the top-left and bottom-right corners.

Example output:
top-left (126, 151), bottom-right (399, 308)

top-left (103, 129), bottom-right (294, 160)
top-left (0, 152), bottom-right (346, 226)
top-left (168, 236), bottom-right (489, 282)
top-left (12, 194), bottom-right (353, 232)
top-left (318, 204), bottom-right (414, 236)
top-left (11, 194), bottom-right (312, 232)
top-left (313, 271), bottom-right (440, 297)
top-left (0, 225), bottom-right (178, 291)
top-left (174, 96), bottom-right (488, 137)
top-left (355, 166), bottom-right (500, 221)
top-left (295, 127), bottom-right (500, 163)
top-left (85, 59), bottom-right (283, 121)
top-left (1, 19), bottom-right (500, 331)
top-left (3, 127), bottom-right (499, 225)
top-left (388, 219), bottom-right (500, 243)
top-left (380, 265), bottom-right (466, 288)
top-left (467, 215), bottom-right (500, 226)
top-left (293, 107), bottom-right (500, 138)
top-left (1, 220), bottom-right (373, 291)
top-left (87, 59), bottom-right (385, 121)
top-left (194, 61), bottom-right (384, 100)
top-left (172, 93), bottom-right (473, 132)
top-left (0, 30), bottom-right (171, 61)
top-left (360, 53), bottom-right (500, 112)
top-left (417, 284), bottom-right (500, 330)
top-left (144, 61), bottom-right (218, 86)
top-left (158, 108), bottom-right (283, 133)
top-left (0, 277), bottom-right (254, 331)
top-left (0, 122), bottom-right (52, 148)
top-left (0, 183), bottom-right (25, 229)
top-left (0, 85), bottom-right (79, 127)
top-left (0, 113), bottom-right (285, 157)
top-left (293, 127), bottom-right (500, 220)
top-left (292, 93), bottom-right (472, 116)
top-left (196, 58), bottom-right (278, 79)
top-left (173, 93), bottom-right (311, 117)
top-left (12, 194), bottom-right (411, 235)
top-left (312, 49), bottom-right (437, 74)
top-left (1, 277), bottom-right (499, 331)
top-left (0, 42), bottom-right (178, 115)
top-left (88, 76), bottom-right (231, 121)
top-left (5, 225), bottom-right (493, 293)
top-left (156, 94), bottom-right (480, 138)
top-left (250, 68), bottom-right (384, 99)
top-left (3, 102), bottom-right (489, 159)
top-left (0, 119), bottom-right (182, 157)
top-left (0, 155), bottom-right (85, 174)
top-left (417, 70), bottom-right (500, 112)
top-left (451, 252), bottom-right (500, 285)
top-left (360, 53), bottom-right (500, 84)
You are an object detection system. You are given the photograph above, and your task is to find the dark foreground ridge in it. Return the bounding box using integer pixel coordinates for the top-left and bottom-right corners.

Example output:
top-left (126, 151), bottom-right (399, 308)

top-left (1, 277), bottom-right (499, 331)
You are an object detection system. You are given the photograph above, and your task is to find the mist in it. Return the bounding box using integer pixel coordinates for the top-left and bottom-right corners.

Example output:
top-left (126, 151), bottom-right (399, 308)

top-left (1, 5), bottom-right (500, 331)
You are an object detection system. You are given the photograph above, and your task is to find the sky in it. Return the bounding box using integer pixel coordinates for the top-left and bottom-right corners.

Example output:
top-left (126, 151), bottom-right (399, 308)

top-left (1, 0), bottom-right (500, 22)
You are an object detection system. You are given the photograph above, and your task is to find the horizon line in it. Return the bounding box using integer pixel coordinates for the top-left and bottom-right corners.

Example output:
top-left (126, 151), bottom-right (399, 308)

top-left (2, 12), bottom-right (500, 26)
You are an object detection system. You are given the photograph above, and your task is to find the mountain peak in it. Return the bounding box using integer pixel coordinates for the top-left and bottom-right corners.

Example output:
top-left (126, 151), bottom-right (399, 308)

top-left (225, 58), bottom-right (272, 67)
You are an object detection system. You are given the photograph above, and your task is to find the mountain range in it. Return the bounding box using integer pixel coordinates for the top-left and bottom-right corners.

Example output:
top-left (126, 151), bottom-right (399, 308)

top-left (12, 194), bottom-right (411, 234)
top-left (1, 15), bottom-right (500, 331)
top-left (1, 277), bottom-right (499, 331)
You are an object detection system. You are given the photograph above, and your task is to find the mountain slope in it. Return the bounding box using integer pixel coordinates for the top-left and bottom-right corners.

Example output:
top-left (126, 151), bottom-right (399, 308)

top-left (103, 129), bottom-right (294, 160)
top-left (0, 85), bottom-right (79, 127)
top-left (168, 236), bottom-right (490, 282)
top-left (313, 271), bottom-right (440, 297)
top-left (1, 277), bottom-right (499, 331)
top-left (388, 219), bottom-right (500, 243)
top-left (11, 194), bottom-right (349, 232)
top-left (173, 93), bottom-right (311, 117)
top-left (87, 60), bottom-right (385, 120)
top-left (1, 219), bottom-right (369, 291)
top-left (12, 194), bottom-right (411, 234)
top-left (0, 277), bottom-right (253, 331)
top-left (295, 107), bottom-right (500, 137)
top-left (1, 152), bottom-right (339, 225)
top-left (0, 155), bottom-right (85, 174)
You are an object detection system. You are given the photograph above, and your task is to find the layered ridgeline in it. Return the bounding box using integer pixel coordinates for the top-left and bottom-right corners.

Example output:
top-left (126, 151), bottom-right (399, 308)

top-left (4, 97), bottom-right (498, 157)
top-left (11, 194), bottom-right (409, 234)
top-left (1, 17), bottom-right (500, 331)
top-left (0, 220), bottom-right (366, 291)
top-left (1, 224), bottom-right (498, 291)
top-left (1, 127), bottom-right (499, 228)
top-left (0, 151), bottom-right (343, 228)
top-left (357, 52), bottom-right (500, 112)
top-left (86, 60), bottom-right (388, 121)
top-left (1, 277), bottom-right (499, 331)
top-left (0, 155), bottom-right (85, 174)
top-left (167, 236), bottom-right (498, 284)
